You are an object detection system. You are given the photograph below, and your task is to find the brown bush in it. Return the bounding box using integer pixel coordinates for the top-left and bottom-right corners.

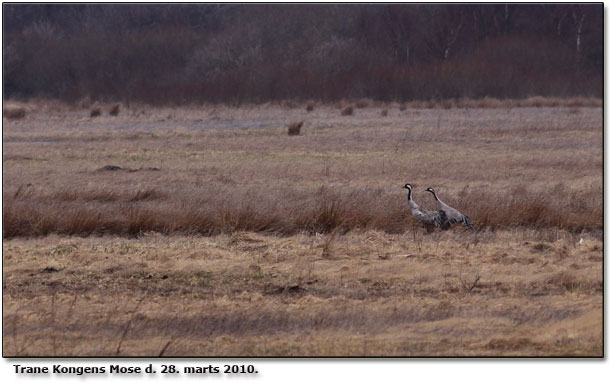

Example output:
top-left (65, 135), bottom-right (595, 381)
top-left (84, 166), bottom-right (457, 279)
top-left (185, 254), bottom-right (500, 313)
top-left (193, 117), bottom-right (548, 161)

top-left (90, 108), bottom-right (101, 117)
top-left (341, 106), bottom-right (354, 116)
top-left (2, 5), bottom-right (603, 105)
top-left (287, 121), bottom-right (303, 136)
top-left (305, 103), bottom-right (314, 112)
top-left (3, 106), bottom-right (26, 119)
top-left (380, 109), bottom-right (388, 116)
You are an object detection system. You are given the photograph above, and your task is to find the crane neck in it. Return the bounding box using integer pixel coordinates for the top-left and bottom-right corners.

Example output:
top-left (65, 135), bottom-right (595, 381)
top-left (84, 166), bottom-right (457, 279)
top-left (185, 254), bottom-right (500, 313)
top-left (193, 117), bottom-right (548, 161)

top-left (406, 188), bottom-right (412, 200)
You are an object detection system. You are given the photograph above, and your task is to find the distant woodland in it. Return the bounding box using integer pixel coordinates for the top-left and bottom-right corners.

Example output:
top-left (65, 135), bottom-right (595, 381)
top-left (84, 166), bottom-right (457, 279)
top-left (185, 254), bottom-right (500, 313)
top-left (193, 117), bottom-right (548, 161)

top-left (2, 4), bottom-right (603, 104)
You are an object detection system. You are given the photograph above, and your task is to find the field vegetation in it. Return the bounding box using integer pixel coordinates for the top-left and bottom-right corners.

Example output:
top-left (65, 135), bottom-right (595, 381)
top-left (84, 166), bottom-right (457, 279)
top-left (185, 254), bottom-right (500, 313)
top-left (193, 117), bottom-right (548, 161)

top-left (2, 100), bottom-right (602, 356)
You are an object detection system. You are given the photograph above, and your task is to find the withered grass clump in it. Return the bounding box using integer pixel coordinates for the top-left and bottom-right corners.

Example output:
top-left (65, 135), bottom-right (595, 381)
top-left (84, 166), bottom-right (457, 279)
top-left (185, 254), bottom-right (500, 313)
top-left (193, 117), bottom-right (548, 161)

top-left (78, 97), bottom-right (91, 109)
top-left (287, 121), bottom-right (303, 136)
top-left (461, 184), bottom-right (602, 233)
top-left (567, 107), bottom-right (581, 115)
top-left (90, 108), bottom-right (101, 117)
top-left (380, 109), bottom-right (388, 116)
top-left (355, 100), bottom-right (369, 108)
top-left (2, 184), bottom-right (602, 239)
top-left (545, 271), bottom-right (602, 294)
top-left (109, 104), bottom-right (120, 116)
top-left (3, 105), bottom-right (26, 119)
top-left (341, 106), bottom-right (354, 116)
top-left (305, 102), bottom-right (314, 112)
top-left (402, 97), bottom-right (602, 110)
top-left (441, 99), bottom-right (455, 109)
top-left (51, 187), bottom-right (165, 202)
top-left (407, 100), bottom-right (436, 109)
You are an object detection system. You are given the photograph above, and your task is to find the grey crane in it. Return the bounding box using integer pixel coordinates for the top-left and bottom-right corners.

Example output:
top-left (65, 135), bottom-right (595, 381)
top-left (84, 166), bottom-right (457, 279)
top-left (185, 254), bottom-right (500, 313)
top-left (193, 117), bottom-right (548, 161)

top-left (425, 187), bottom-right (473, 230)
top-left (404, 184), bottom-right (448, 231)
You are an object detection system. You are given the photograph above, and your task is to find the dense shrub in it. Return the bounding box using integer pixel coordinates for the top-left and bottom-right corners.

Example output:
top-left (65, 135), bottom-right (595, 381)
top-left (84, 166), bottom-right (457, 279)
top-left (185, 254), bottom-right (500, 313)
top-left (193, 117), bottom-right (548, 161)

top-left (2, 4), bottom-right (603, 104)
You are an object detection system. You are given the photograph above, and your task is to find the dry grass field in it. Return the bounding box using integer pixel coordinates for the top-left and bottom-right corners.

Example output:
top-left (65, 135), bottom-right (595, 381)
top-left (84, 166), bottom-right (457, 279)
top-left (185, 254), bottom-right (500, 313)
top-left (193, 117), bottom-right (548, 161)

top-left (2, 99), bottom-right (603, 356)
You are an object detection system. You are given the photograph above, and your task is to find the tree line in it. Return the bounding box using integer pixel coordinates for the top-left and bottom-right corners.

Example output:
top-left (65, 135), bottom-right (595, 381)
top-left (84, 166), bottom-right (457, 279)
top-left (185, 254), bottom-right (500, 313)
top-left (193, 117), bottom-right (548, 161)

top-left (2, 4), bottom-right (603, 104)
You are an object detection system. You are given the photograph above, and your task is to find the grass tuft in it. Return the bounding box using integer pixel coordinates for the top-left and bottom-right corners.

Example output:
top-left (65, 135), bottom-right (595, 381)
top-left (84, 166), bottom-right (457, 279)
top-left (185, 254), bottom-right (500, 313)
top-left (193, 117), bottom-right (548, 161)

top-left (341, 106), bottom-right (354, 116)
top-left (109, 104), bottom-right (120, 116)
top-left (287, 121), bottom-right (303, 136)
top-left (355, 100), bottom-right (369, 108)
top-left (3, 105), bottom-right (26, 119)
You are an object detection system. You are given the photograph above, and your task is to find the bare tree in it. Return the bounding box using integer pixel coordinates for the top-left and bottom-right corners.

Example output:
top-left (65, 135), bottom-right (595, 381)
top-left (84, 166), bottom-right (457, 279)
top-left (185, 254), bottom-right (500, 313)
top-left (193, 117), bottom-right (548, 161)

top-left (548, 5), bottom-right (571, 37)
top-left (383, 5), bottom-right (415, 64)
top-left (571, 5), bottom-right (587, 55)
top-left (493, 4), bottom-right (514, 35)
top-left (423, 6), bottom-right (465, 60)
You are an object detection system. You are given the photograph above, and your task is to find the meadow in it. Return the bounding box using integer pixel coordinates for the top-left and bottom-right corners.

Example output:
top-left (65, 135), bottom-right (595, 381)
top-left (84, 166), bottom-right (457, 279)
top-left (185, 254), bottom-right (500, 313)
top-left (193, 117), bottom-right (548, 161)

top-left (2, 99), bottom-right (603, 356)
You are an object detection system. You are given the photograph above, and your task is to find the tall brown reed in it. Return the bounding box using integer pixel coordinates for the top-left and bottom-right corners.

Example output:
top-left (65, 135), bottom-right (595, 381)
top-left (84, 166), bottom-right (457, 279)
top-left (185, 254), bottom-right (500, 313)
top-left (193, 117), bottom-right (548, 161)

top-left (2, 184), bottom-right (601, 238)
